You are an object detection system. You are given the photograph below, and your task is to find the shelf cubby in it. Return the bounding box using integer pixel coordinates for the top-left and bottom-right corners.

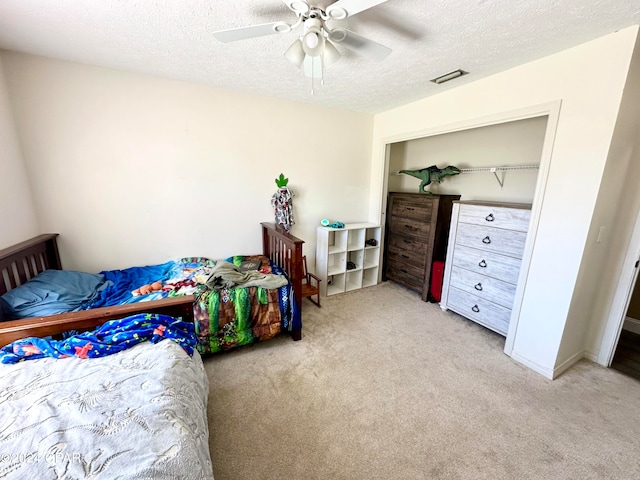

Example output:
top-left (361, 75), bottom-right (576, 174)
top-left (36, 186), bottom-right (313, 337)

top-left (345, 270), bottom-right (363, 291)
top-left (362, 267), bottom-right (379, 288)
top-left (326, 273), bottom-right (346, 296)
top-left (316, 223), bottom-right (381, 296)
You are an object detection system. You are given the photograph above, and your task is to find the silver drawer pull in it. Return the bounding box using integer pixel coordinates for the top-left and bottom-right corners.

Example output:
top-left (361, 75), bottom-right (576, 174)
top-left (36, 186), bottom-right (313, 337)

top-left (472, 305), bottom-right (480, 313)
top-left (474, 283), bottom-right (483, 291)
top-left (485, 213), bottom-right (494, 222)
top-left (482, 236), bottom-right (491, 244)
top-left (478, 260), bottom-right (487, 268)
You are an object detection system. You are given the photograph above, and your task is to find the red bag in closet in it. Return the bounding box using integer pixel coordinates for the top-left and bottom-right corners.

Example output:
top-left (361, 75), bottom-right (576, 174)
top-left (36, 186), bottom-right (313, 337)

top-left (430, 261), bottom-right (445, 303)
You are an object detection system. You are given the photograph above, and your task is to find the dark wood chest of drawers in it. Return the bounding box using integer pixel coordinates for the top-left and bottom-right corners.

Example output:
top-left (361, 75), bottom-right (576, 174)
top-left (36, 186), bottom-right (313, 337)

top-left (383, 192), bottom-right (460, 301)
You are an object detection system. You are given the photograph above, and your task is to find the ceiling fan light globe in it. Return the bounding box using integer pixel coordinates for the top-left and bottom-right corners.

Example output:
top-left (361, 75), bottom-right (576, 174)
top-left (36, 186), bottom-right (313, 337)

top-left (284, 39), bottom-right (305, 68)
top-left (323, 40), bottom-right (341, 67)
top-left (302, 29), bottom-right (324, 57)
top-left (305, 32), bottom-right (319, 48)
top-left (303, 55), bottom-right (323, 78)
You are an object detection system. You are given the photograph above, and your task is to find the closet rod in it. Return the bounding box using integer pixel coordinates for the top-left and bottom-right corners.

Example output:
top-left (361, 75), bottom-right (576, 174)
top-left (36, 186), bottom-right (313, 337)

top-left (459, 164), bottom-right (539, 173)
top-left (459, 164), bottom-right (539, 187)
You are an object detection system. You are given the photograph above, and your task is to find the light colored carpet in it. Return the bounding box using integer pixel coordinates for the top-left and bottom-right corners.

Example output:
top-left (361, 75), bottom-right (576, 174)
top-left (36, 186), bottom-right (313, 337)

top-left (203, 281), bottom-right (640, 480)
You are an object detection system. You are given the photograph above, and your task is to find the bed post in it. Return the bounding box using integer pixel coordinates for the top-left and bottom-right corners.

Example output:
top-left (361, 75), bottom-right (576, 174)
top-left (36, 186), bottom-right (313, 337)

top-left (44, 235), bottom-right (62, 271)
top-left (261, 222), bottom-right (304, 341)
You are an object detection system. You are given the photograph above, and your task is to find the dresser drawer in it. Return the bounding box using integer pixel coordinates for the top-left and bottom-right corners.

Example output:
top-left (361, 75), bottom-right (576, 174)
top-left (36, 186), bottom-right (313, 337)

top-left (449, 266), bottom-right (516, 309)
top-left (389, 216), bottom-right (431, 238)
top-left (390, 195), bottom-right (433, 221)
top-left (451, 244), bottom-right (521, 285)
top-left (386, 259), bottom-right (425, 289)
top-left (455, 223), bottom-right (527, 259)
top-left (447, 287), bottom-right (511, 336)
top-left (386, 243), bottom-right (426, 270)
top-left (387, 233), bottom-right (428, 257)
top-left (458, 203), bottom-right (531, 232)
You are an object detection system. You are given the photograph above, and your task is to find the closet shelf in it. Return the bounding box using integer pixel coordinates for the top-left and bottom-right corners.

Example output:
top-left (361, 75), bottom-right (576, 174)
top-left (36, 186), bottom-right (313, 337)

top-left (391, 164), bottom-right (539, 188)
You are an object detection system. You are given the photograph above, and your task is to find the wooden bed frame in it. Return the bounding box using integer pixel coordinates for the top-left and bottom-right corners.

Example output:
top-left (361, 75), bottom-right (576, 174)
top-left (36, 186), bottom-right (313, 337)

top-left (0, 223), bottom-right (304, 347)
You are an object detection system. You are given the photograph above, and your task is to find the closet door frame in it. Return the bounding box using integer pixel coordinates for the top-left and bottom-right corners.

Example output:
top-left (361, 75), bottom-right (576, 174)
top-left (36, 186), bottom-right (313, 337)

top-left (373, 101), bottom-right (561, 360)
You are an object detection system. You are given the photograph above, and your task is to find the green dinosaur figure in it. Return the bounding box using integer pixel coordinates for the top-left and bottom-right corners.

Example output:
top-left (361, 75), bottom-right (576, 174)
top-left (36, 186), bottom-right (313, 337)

top-left (399, 165), bottom-right (461, 193)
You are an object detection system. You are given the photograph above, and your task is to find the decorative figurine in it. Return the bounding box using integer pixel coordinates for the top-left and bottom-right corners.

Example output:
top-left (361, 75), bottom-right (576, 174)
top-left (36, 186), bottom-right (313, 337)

top-left (271, 173), bottom-right (295, 232)
top-left (399, 165), bottom-right (461, 193)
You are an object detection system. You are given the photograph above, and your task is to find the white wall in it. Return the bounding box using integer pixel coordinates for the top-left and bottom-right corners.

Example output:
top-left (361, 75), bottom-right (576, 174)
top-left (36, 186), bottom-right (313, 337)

top-left (387, 116), bottom-right (547, 204)
top-left (371, 26), bottom-right (639, 378)
top-left (1, 52), bottom-right (373, 272)
top-left (0, 56), bottom-right (38, 249)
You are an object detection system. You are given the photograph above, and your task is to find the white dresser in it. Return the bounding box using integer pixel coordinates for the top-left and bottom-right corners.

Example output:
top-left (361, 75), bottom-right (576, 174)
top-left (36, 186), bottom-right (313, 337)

top-left (440, 201), bottom-right (531, 336)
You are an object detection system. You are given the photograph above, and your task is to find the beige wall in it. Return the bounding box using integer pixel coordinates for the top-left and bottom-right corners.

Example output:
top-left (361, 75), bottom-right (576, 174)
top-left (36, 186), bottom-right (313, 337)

top-left (371, 26), bottom-right (639, 378)
top-left (0, 56), bottom-right (38, 249)
top-left (1, 52), bottom-right (373, 272)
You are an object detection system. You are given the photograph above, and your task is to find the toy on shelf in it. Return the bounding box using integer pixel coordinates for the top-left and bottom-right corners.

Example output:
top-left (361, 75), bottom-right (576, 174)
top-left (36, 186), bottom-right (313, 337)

top-left (320, 219), bottom-right (345, 228)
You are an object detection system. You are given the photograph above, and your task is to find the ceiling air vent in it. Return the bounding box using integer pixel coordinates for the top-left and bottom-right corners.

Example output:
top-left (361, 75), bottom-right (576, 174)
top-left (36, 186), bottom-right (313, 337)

top-left (430, 69), bottom-right (468, 84)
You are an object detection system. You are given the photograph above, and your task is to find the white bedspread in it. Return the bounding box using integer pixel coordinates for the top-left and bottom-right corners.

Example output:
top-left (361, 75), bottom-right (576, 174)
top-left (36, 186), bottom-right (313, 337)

top-left (0, 339), bottom-right (214, 479)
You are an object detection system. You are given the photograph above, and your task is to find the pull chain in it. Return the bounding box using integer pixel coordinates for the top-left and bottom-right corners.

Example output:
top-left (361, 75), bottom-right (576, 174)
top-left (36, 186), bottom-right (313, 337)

top-left (311, 60), bottom-right (315, 95)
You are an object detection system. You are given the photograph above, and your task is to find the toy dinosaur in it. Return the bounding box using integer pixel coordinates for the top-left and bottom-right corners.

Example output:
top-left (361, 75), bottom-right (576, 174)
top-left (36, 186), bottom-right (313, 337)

top-left (399, 165), bottom-right (461, 193)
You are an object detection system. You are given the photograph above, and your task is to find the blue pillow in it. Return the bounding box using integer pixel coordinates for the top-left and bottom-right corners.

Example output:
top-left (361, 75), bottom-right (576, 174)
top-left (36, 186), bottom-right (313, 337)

top-left (0, 270), bottom-right (108, 320)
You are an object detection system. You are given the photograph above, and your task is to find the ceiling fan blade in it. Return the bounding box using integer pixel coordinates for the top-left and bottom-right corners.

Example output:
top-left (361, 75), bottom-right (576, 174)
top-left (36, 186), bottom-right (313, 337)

top-left (329, 29), bottom-right (391, 61)
top-left (213, 22), bottom-right (289, 43)
top-left (325, 0), bottom-right (389, 19)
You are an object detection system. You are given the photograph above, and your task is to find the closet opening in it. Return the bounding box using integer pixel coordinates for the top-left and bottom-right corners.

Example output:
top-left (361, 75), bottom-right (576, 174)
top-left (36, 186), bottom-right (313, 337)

top-left (375, 102), bottom-right (562, 360)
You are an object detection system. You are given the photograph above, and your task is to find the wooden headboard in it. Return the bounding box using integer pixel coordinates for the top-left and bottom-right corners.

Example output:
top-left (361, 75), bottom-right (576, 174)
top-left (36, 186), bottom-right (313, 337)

top-left (0, 234), bottom-right (61, 296)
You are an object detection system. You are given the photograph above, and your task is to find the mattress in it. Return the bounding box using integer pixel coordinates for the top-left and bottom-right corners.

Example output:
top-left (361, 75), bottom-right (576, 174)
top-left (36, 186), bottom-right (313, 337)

top-left (0, 339), bottom-right (214, 479)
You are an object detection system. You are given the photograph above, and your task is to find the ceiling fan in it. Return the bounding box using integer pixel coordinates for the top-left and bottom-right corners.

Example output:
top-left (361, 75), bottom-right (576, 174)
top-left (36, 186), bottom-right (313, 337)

top-left (212, 0), bottom-right (392, 81)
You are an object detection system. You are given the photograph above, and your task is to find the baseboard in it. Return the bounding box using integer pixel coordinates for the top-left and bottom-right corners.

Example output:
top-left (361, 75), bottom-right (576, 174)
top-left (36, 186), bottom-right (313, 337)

top-left (553, 350), bottom-right (585, 378)
top-left (511, 349), bottom-right (586, 380)
top-left (583, 350), bottom-right (599, 363)
top-left (510, 352), bottom-right (555, 380)
top-left (623, 316), bottom-right (640, 335)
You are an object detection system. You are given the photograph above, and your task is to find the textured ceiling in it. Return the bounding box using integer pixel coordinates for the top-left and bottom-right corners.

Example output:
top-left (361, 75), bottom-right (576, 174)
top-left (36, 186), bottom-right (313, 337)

top-left (0, 1), bottom-right (639, 113)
